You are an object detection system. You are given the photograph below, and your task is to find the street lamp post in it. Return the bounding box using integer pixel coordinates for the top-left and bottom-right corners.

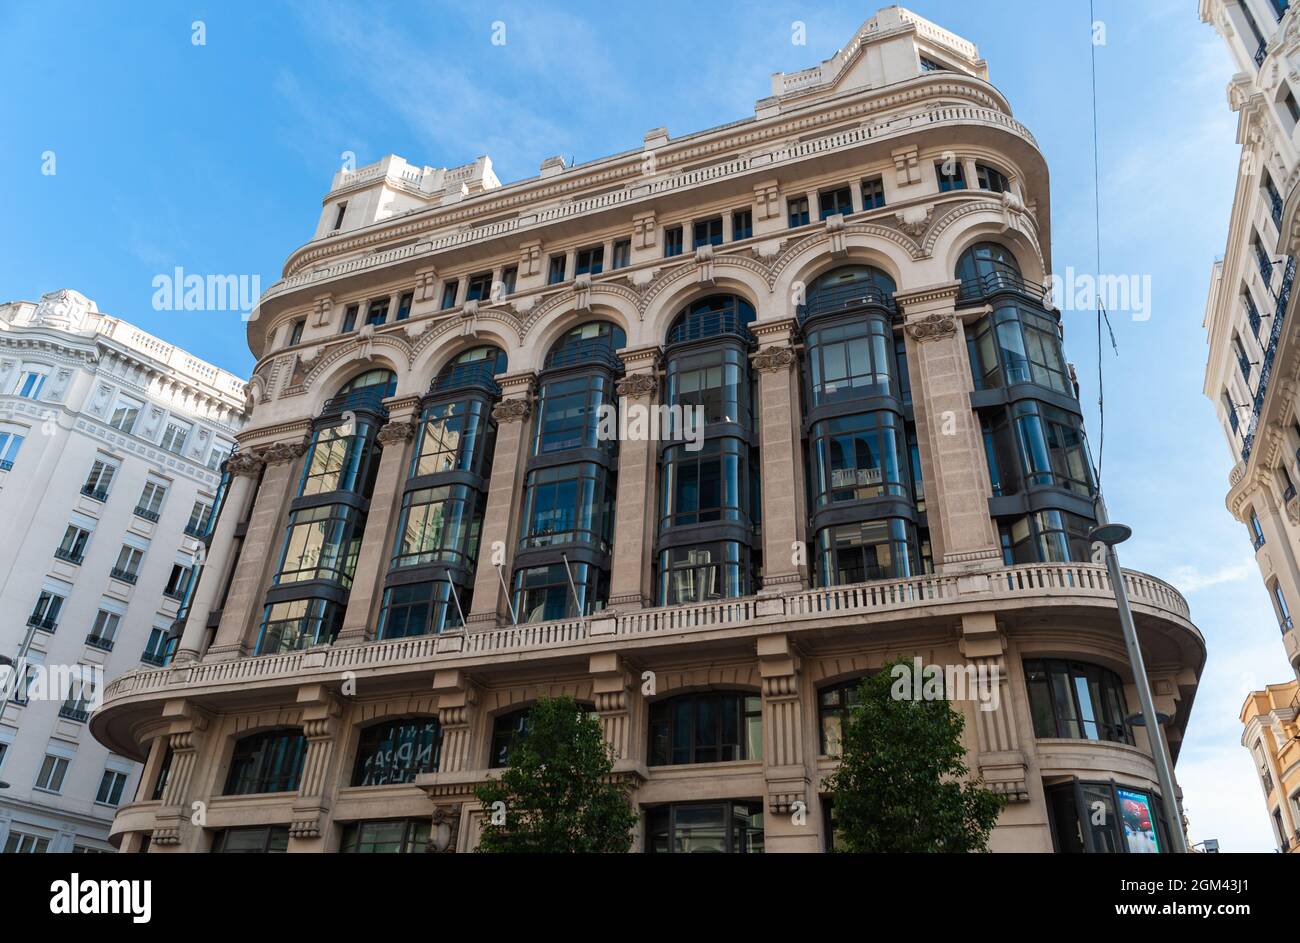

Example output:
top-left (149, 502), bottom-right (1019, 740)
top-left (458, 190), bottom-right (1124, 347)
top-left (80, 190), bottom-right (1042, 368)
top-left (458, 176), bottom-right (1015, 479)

top-left (1089, 516), bottom-right (1190, 854)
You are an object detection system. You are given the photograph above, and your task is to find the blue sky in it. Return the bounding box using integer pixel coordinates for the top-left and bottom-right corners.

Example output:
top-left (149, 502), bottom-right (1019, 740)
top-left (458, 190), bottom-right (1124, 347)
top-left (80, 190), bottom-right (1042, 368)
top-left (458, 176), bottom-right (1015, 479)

top-left (0, 0), bottom-right (1285, 850)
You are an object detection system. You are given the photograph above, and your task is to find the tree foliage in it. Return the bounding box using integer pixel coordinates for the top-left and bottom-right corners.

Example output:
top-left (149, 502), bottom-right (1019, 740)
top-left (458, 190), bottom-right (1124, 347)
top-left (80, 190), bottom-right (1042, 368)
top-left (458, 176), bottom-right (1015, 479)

top-left (825, 661), bottom-right (1006, 852)
top-left (474, 696), bottom-right (637, 853)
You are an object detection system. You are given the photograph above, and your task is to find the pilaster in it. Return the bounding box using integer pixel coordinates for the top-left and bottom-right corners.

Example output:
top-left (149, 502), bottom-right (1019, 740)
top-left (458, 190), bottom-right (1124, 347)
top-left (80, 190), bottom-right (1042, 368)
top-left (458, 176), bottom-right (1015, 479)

top-left (609, 346), bottom-right (661, 609)
top-left (751, 318), bottom-right (808, 591)
top-left (898, 282), bottom-right (1002, 572)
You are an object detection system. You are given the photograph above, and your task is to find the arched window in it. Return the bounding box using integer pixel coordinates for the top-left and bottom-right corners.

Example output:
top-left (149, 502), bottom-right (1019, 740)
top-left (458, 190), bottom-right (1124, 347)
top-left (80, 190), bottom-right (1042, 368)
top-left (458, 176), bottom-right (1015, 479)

top-left (224, 729), bottom-right (307, 795)
top-left (955, 242), bottom-right (1023, 300)
top-left (1024, 659), bottom-right (1132, 744)
top-left (351, 717), bottom-right (442, 786)
top-left (489, 702), bottom-right (595, 768)
top-left (802, 265), bottom-right (896, 321)
top-left (334, 367), bottom-right (397, 400)
top-left (432, 345), bottom-right (507, 394)
top-left (545, 321), bottom-right (626, 370)
top-left (648, 691), bottom-right (763, 765)
top-left (666, 295), bottom-right (755, 345)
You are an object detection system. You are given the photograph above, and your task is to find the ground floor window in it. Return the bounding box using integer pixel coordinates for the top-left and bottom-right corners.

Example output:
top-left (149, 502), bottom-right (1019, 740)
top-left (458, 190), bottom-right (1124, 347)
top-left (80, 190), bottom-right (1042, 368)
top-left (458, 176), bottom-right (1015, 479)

top-left (645, 801), bottom-right (764, 853)
top-left (3, 831), bottom-right (50, 853)
top-left (210, 826), bottom-right (290, 853)
top-left (340, 818), bottom-right (431, 853)
top-left (1045, 780), bottom-right (1168, 853)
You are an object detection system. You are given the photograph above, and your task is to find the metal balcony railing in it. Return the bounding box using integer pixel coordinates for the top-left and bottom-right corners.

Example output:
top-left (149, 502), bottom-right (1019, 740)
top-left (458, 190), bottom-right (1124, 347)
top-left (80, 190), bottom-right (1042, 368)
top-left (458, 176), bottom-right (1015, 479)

top-left (80, 485), bottom-right (108, 502)
top-left (85, 634), bottom-right (115, 652)
top-left (321, 385), bottom-right (390, 417)
top-left (1242, 256), bottom-right (1297, 461)
top-left (26, 614), bottom-right (57, 633)
top-left (430, 361), bottom-right (502, 396)
top-left (544, 338), bottom-right (624, 372)
top-left (58, 705), bottom-right (89, 723)
top-left (797, 281), bottom-right (896, 322)
top-left (110, 567), bottom-right (139, 585)
top-left (133, 506), bottom-right (160, 523)
top-left (957, 266), bottom-right (1047, 305)
top-left (666, 309), bottom-right (753, 346)
top-left (54, 548), bottom-right (83, 565)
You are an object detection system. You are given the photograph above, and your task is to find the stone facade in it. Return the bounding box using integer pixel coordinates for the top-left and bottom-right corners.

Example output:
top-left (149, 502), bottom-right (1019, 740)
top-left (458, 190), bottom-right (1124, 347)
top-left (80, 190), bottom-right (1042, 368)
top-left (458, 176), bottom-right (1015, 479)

top-left (92, 7), bottom-right (1203, 854)
top-left (1202, 0), bottom-right (1300, 681)
top-left (1239, 679), bottom-right (1300, 851)
top-left (0, 289), bottom-right (246, 852)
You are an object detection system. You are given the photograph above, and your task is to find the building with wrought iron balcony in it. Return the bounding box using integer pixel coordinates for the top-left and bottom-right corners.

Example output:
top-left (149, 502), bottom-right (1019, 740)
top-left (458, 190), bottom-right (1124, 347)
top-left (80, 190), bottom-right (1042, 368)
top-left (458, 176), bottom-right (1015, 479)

top-left (1201, 0), bottom-right (1300, 682)
top-left (92, 6), bottom-right (1203, 854)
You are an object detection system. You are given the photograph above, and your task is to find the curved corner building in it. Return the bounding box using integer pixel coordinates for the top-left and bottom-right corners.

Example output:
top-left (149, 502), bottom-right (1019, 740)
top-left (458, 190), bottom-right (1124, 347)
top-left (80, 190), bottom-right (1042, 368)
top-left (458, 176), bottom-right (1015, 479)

top-left (92, 6), bottom-right (1203, 854)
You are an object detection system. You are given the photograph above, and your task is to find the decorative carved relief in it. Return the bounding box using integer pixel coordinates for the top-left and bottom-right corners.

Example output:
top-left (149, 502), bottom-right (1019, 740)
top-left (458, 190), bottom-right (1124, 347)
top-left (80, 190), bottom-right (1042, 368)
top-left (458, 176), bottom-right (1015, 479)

top-left (615, 373), bottom-right (657, 399)
top-left (752, 346), bottom-right (796, 373)
top-left (226, 451), bottom-right (264, 477)
top-left (894, 205), bottom-right (933, 239)
top-left (257, 439), bottom-right (309, 465)
top-left (491, 398), bottom-right (531, 423)
top-left (377, 419), bottom-right (418, 446)
top-left (906, 313), bottom-right (957, 342)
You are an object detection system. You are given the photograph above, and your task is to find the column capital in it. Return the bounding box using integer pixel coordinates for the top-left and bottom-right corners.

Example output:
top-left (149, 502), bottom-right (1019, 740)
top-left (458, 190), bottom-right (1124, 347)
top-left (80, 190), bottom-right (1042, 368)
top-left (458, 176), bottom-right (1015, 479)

top-left (376, 417), bottom-right (419, 446)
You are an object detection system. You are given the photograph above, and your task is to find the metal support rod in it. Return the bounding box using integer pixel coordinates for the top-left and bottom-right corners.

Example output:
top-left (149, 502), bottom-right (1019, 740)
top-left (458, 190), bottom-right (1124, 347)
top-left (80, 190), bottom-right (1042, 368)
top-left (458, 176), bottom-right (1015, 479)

top-left (494, 562), bottom-right (519, 626)
top-left (1093, 499), bottom-right (1189, 854)
top-left (444, 570), bottom-right (467, 631)
top-left (0, 619), bottom-right (40, 705)
top-left (561, 552), bottom-right (586, 623)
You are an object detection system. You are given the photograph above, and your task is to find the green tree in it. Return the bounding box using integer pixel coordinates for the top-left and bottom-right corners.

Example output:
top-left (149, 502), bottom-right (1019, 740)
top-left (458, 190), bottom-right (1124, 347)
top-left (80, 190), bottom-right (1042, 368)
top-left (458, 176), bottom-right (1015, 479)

top-left (825, 660), bottom-right (1006, 852)
top-left (474, 695), bottom-right (637, 853)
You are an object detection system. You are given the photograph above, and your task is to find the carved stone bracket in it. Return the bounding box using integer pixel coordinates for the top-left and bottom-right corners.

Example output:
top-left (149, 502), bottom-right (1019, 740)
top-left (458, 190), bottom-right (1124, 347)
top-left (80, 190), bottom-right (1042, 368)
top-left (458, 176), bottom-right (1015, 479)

top-left (1287, 493), bottom-right (1300, 527)
top-left (825, 213), bottom-right (847, 257)
top-left (226, 451), bottom-right (265, 477)
top-left (615, 373), bottom-right (657, 400)
top-left (377, 418), bottom-right (418, 446)
top-left (429, 805), bottom-right (462, 853)
top-left (257, 438), bottom-right (310, 465)
top-left (492, 398), bottom-right (531, 423)
top-left (752, 345), bottom-right (797, 373)
top-left (905, 312), bottom-right (957, 342)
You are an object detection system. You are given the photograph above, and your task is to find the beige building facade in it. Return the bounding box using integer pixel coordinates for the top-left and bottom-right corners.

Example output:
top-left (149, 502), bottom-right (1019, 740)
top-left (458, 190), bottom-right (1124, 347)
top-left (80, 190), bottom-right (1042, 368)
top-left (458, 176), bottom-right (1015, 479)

top-left (93, 7), bottom-right (1203, 854)
top-left (0, 289), bottom-right (245, 852)
top-left (1202, 0), bottom-right (1300, 681)
top-left (1240, 680), bottom-right (1300, 851)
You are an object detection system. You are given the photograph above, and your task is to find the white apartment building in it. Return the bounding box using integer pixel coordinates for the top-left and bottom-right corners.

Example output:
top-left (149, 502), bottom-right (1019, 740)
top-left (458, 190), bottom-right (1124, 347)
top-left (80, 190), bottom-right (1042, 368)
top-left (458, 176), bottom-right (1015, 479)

top-left (1201, 0), bottom-right (1300, 681)
top-left (0, 288), bottom-right (246, 852)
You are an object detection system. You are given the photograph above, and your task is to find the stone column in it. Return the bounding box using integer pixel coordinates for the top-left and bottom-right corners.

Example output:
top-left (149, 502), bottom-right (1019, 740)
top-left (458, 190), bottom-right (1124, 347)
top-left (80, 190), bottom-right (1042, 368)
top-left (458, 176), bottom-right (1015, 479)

top-left (609, 347), bottom-right (660, 609)
top-left (206, 437), bottom-right (310, 660)
top-left (757, 634), bottom-right (821, 852)
top-left (958, 612), bottom-right (1028, 802)
top-left (336, 398), bottom-right (420, 646)
top-left (898, 283), bottom-right (1002, 571)
top-left (752, 319), bottom-right (808, 591)
top-left (467, 372), bottom-right (535, 626)
top-left (174, 455), bottom-right (261, 663)
top-left (288, 684), bottom-right (342, 849)
top-left (149, 700), bottom-right (210, 852)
